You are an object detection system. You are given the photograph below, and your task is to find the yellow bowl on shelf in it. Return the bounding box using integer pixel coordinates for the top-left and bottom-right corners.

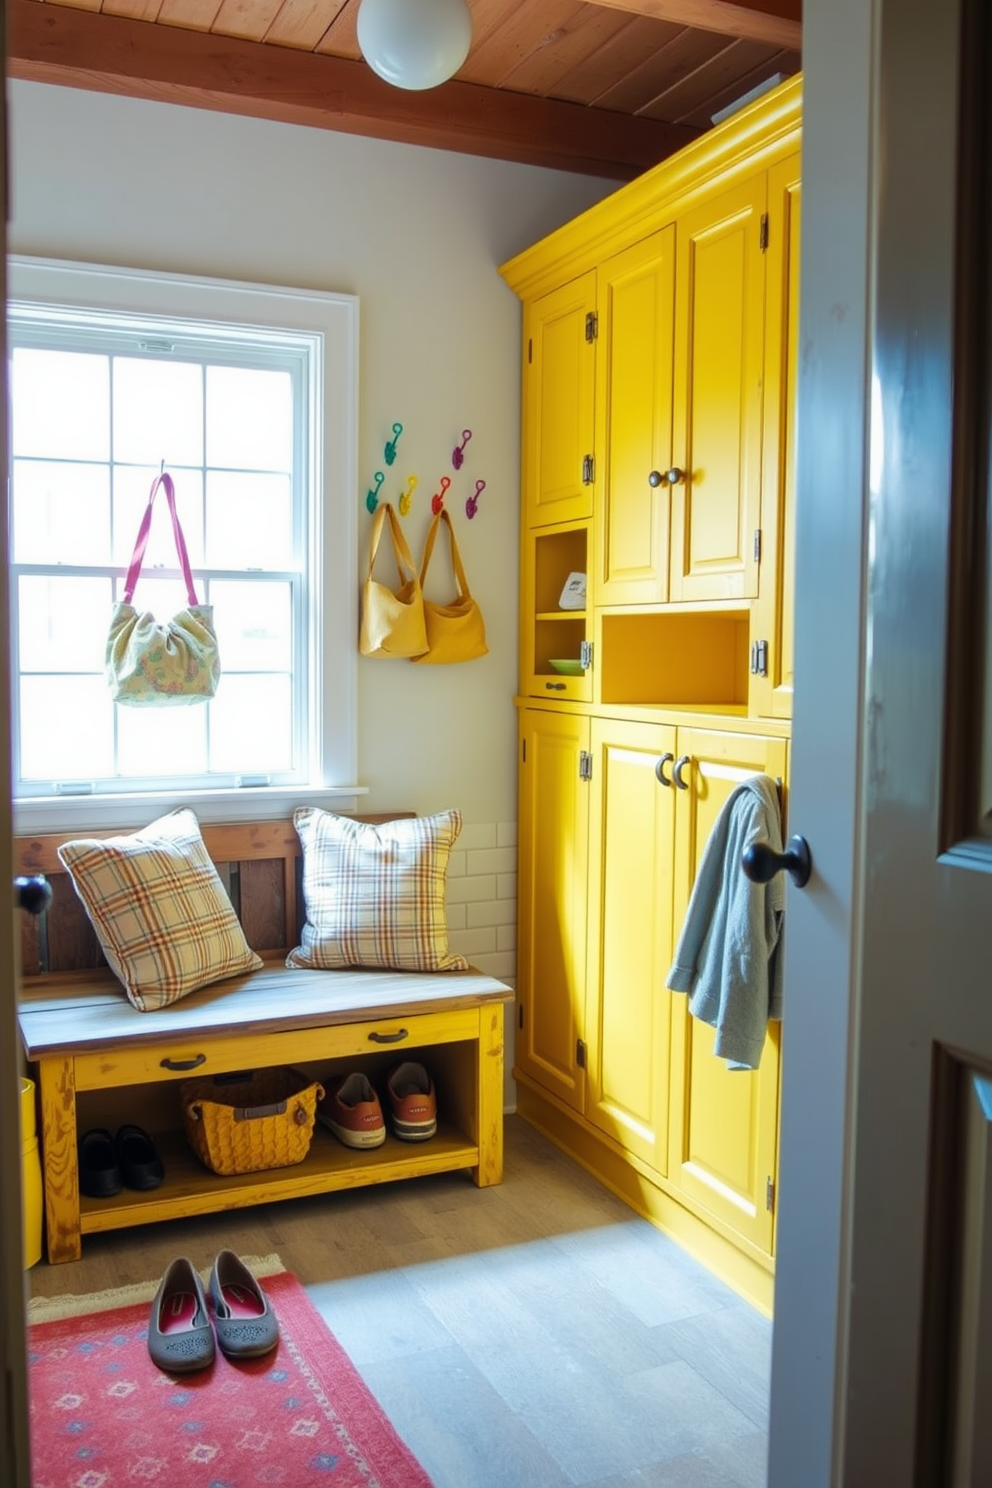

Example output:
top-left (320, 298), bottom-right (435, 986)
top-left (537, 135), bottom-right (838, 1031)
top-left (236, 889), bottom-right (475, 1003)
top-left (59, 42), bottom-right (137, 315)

top-left (548, 658), bottom-right (583, 675)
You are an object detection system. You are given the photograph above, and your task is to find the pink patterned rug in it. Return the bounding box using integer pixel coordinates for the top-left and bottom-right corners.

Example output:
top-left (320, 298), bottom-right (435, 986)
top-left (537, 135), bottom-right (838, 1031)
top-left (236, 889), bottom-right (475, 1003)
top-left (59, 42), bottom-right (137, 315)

top-left (28, 1261), bottom-right (435, 1488)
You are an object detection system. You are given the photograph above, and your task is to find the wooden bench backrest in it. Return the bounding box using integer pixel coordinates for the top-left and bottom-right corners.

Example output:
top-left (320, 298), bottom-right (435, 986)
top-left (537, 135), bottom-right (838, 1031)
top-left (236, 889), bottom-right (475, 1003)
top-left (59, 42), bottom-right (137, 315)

top-left (14, 814), bottom-right (408, 982)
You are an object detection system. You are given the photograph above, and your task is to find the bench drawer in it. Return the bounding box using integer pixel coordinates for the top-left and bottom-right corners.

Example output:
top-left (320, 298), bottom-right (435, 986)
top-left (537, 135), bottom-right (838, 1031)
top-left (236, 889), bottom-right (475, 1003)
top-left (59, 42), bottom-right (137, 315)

top-left (72, 1007), bottom-right (484, 1090)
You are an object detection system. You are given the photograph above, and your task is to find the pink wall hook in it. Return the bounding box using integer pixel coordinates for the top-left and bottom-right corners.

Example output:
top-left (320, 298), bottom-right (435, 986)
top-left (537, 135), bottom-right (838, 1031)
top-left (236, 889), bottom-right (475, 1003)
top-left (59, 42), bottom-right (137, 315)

top-left (466, 479), bottom-right (486, 519)
top-left (432, 476), bottom-right (451, 514)
top-left (452, 429), bottom-right (473, 470)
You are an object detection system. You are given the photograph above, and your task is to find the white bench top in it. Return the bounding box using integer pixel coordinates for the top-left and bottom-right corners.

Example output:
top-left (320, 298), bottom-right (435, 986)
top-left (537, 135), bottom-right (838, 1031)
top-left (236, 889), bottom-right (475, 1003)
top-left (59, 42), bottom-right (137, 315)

top-left (18, 965), bottom-right (513, 1060)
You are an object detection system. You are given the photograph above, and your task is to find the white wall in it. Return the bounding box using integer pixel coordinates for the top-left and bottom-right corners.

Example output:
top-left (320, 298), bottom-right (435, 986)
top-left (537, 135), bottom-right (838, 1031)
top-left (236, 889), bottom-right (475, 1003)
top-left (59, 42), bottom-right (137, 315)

top-left (7, 80), bottom-right (612, 834)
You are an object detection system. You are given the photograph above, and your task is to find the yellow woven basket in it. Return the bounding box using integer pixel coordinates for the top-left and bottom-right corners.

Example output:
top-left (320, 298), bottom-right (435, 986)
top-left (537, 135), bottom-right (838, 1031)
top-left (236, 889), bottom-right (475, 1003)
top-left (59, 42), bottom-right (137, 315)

top-left (180, 1068), bottom-right (324, 1176)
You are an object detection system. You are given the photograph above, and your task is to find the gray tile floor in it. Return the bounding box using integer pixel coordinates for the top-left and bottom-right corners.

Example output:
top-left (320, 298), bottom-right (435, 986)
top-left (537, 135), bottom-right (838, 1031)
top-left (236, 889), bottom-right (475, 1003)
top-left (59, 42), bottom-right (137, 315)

top-left (307, 1119), bottom-right (771, 1488)
top-left (30, 1114), bottom-right (771, 1488)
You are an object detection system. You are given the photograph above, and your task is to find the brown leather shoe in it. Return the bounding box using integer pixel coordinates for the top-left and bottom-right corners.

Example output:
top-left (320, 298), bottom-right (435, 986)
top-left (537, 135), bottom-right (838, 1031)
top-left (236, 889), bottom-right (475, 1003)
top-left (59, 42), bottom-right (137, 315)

top-left (317, 1072), bottom-right (387, 1148)
top-left (385, 1061), bottom-right (437, 1141)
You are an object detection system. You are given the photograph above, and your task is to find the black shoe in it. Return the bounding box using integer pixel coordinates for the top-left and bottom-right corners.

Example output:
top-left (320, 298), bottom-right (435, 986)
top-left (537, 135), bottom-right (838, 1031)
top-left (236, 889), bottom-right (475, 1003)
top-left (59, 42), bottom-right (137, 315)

top-left (79, 1127), bottom-right (123, 1198)
top-left (115, 1124), bottom-right (165, 1190)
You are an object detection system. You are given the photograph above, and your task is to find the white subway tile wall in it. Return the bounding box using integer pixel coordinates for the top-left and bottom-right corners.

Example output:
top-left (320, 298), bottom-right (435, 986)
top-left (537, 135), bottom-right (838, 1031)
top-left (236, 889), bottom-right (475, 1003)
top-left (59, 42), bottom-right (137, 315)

top-left (447, 821), bottom-right (517, 984)
top-left (448, 821), bottom-right (518, 1108)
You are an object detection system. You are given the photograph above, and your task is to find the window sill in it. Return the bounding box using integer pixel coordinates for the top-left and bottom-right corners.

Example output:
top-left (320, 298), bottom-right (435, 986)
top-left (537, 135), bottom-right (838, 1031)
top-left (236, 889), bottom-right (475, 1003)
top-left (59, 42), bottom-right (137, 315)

top-left (13, 785), bottom-right (369, 836)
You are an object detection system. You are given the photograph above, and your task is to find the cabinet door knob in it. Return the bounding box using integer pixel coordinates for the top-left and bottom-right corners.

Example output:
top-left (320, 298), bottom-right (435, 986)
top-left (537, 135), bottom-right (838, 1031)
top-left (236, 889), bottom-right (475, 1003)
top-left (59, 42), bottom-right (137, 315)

top-left (655, 753), bottom-right (674, 786)
top-left (741, 837), bottom-right (812, 888)
top-left (673, 754), bottom-right (691, 790)
top-left (665, 467), bottom-right (686, 486)
top-left (648, 470), bottom-right (663, 488)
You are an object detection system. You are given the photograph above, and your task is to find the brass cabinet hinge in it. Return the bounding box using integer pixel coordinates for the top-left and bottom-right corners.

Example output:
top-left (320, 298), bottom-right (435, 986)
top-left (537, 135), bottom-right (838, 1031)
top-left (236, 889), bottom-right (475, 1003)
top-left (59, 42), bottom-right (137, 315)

top-left (576, 1038), bottom-right (587, 1068)
top-left (528, 337), bottom-right (533, 364)
top-left (580, 640), bottom-right (593, 671)
top-left (519, 1003), bottom-right (524, 1030)
top-left (754, 528), bottom-right (762, 563)
top-left (766, 1175), bottom-right (775, 1212)
top-left (582, 453), bottom-right (595, 485)
top-left (579, 750), bottom-right (593, 781)
top-left (585, 311), bottom-right (598, 342)
top-left (760, 213), bottom-right (769, 251)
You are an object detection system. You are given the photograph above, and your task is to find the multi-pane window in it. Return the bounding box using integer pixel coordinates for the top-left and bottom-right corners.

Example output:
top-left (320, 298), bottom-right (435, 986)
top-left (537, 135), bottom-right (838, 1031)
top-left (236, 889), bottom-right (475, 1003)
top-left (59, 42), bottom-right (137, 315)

top-left (7, 260), bottom-right (359, 815)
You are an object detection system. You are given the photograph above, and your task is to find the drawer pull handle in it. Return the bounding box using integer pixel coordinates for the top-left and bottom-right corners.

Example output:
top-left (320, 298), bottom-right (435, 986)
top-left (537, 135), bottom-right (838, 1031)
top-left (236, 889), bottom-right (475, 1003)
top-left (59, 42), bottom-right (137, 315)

top-left (545, 681), bottom-right (567, 690)
top-left (160, 1053), bottom-right (207, 1071)
top-left (367, 1028), bottom-right (409, 1044)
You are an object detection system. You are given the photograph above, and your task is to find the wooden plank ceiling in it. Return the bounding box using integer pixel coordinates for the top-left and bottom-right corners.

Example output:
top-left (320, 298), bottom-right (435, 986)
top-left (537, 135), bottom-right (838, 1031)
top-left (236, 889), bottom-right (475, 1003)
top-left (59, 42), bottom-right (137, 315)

top-left (8, 0), bottom-right (801, 180)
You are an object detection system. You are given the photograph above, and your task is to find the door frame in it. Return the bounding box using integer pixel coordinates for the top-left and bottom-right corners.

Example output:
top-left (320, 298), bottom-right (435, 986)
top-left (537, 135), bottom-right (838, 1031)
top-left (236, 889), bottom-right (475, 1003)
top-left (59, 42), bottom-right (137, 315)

top-left (1, 0), bottom-right (34, 1471)
top-left (768, 0), bottom-right (978, 1481)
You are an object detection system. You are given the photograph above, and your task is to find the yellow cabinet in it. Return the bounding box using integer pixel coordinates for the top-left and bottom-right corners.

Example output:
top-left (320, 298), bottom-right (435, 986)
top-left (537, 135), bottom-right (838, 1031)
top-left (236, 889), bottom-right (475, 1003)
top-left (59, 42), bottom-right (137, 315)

top-left (752, 153), bottom-right (802, 720)
top-left (667, 727), bottom-right (788, 1255)
top-left (584, 717), bottom-right (676, 1174)
top-left (523, 273), bottom-right (597, 529)
top-left (594, 229), bottom-right (676, 606)
top-left (670, 172), bottom-right (768, 603)
top-left (520, 519), bottom-right (592, 702)
top-left (515, 707), bottom-right (590, 1112)
top-left (506, 76), bottom-right (801, 1303)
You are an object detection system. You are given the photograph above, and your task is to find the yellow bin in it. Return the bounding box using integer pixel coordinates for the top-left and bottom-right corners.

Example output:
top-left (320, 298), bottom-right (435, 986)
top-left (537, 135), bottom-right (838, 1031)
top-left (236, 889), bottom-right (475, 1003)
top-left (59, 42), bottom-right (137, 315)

top-left (21, 1078), bottom-right (42, 1268)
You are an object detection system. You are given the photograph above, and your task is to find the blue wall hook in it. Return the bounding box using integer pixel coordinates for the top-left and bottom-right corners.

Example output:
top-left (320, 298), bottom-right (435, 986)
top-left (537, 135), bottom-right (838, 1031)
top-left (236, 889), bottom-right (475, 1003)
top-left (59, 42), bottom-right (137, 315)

top-left (365, 471), bottom-right (385, 512)
top-left (383, 422), bottom-right (404, 466)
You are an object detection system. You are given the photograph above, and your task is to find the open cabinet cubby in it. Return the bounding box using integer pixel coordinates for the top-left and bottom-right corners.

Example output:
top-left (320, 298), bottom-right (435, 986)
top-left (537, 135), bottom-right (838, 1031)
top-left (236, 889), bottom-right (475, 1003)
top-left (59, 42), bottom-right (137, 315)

top-left (525, 520), bottom-right (591, 700)
top-left (598, 610), bottom-right (751, 709)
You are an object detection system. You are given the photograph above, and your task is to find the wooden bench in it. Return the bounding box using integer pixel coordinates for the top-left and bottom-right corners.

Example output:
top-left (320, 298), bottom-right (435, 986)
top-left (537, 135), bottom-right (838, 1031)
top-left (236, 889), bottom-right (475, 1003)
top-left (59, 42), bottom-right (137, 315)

top-left (15, 816), bottom-right (513, 1265)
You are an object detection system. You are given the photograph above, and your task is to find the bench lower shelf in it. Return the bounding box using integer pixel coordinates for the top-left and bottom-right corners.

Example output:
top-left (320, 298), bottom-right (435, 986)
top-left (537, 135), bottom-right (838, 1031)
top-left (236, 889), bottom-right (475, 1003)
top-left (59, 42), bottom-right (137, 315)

top-left (33, 992), bottom-right (509, 1264)
top-left (79, 1122), bottom-right (481, 1236)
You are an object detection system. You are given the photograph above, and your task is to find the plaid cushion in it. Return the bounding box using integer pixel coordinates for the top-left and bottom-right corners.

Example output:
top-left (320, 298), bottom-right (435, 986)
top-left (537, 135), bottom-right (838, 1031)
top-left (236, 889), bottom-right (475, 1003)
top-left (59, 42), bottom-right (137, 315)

top-left (287, 808), bottom-right (468, 973)
top-left (57, 809), bottom-right (263, 1012)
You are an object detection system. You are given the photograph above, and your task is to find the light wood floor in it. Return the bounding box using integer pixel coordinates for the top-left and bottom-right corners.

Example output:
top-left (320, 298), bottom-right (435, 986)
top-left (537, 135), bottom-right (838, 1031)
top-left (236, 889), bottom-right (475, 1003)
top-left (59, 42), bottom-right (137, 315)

top-left (28, 1115), bottom-right (771, 1488)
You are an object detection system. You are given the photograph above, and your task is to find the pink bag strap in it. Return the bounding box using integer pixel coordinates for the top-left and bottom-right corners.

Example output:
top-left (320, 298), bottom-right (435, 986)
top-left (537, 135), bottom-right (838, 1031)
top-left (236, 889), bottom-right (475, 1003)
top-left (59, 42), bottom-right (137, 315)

top-left (123, 472), bottom-right (200, 607)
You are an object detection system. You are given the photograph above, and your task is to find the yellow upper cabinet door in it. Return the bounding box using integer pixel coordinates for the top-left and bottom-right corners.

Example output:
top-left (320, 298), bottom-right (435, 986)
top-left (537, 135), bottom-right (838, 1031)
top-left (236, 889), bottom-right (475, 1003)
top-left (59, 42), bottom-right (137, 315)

top-left (752, 153), bottom-right (801, 720)
top-left (594, 228), bottom-right (676, 606)
top-left (584, 717), bottom-right (677, 1176)
top-left (515, 707), bottom-right (590, 1114)
top-left (670, 173), bottom-right (768, 602)
top-left (523, 272), bottom-right (597, 529)
top-left (667, 727), bottom-right (788, 1257)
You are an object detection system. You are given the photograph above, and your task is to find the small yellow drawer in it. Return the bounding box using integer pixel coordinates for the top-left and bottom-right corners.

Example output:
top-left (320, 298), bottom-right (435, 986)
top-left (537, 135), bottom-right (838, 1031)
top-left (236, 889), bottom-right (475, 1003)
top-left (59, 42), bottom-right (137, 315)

top-left (73, 1007), bottom-right (482, 1091)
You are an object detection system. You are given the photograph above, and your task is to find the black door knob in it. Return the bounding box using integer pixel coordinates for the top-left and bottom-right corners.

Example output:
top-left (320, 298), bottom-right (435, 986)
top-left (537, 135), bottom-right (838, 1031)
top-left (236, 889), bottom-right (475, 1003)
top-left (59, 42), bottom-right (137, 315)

top-left (741, 837), bottom-right (812, 888)
top-left (15, 875), bottom-right (52, 916)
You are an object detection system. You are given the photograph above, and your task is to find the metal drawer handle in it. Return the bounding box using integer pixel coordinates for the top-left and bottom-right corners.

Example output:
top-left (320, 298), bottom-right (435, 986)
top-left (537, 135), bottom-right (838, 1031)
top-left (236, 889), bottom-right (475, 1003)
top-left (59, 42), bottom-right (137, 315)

top-left (160, 1053), bottom-right (207, 1071)
top-left (545, 681), bottom-right (567, 690)
top-left (673, 754), bottom-right (691, 790)
top-left (367, 1028), bottom-right (409, 1044)
top-left (655, 752), bottom-right (674, 787)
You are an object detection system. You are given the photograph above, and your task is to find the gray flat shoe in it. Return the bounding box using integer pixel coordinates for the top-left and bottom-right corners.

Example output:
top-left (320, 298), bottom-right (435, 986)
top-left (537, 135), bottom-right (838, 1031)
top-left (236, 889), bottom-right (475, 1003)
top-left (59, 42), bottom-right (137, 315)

top-left (148, 1256), bottom-right (215, 1373)
top-left (208, 1249), bottom-right (279, 1360)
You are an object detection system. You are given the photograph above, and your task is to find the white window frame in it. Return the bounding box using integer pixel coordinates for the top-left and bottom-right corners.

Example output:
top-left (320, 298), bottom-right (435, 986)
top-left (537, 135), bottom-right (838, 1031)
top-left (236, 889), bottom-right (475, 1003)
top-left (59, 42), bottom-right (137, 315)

top-left (8, 256), bottom-right (363, 833)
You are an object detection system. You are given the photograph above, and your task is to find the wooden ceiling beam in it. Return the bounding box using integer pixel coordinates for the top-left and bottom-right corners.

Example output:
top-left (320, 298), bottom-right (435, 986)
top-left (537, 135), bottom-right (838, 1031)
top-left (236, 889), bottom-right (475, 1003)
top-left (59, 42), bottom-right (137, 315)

top-left (7, 0), bottom-right (699, 179)
top-left (587, 0), bottom-right (801, 50)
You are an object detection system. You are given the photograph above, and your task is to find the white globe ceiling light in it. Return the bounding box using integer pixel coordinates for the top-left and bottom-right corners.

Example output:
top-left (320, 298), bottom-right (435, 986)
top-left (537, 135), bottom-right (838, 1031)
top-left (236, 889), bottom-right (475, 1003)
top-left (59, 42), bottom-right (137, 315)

top-left (357, 0), bottom-right (473, 91)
